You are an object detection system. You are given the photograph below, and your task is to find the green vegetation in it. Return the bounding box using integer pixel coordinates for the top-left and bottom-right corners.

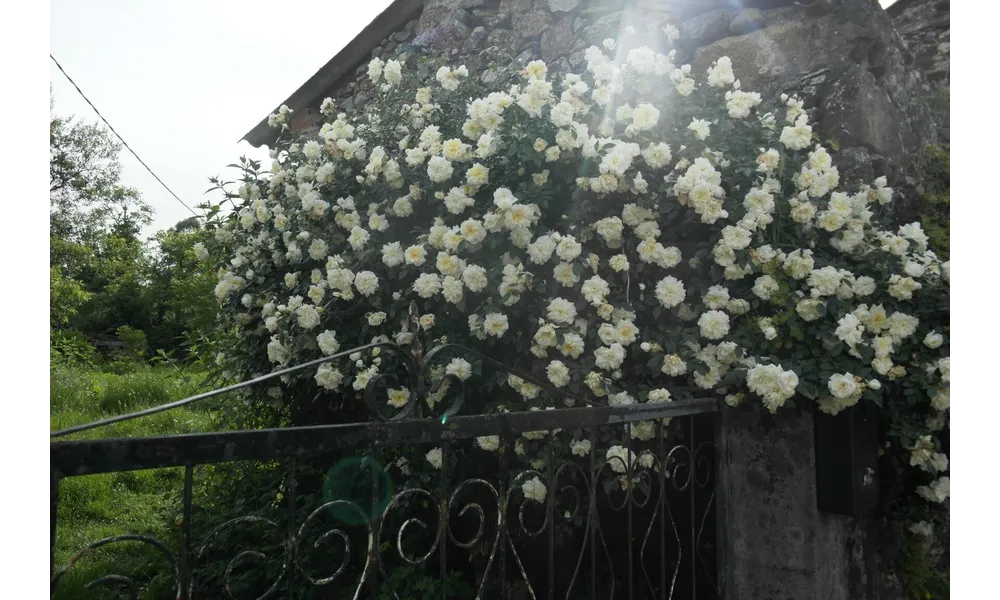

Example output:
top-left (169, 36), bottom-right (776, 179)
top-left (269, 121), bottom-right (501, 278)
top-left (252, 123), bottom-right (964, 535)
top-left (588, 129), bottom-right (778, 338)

top-left (902, 86), bottom-right (949, 258)
top-left (372, 564), bottom-right (475, 600)
top-left (896, 530), bottom-right (950, 600)
top-left (51, 365), bottom-right (213, 600)
top-left (915, 144), bottom-right (950, 259)
top-left (49, 97), bottom-right (218, 360)
top-left (890, 87), bottom-right (949, 600)
top-left (49, 96), bottom-right (228, 599)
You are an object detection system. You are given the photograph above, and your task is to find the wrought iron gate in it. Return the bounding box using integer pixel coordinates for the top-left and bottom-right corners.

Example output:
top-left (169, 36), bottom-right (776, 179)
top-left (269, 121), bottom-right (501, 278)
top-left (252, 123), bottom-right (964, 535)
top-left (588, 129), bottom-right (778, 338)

top-left (51, 342), bottom-right (723, 599)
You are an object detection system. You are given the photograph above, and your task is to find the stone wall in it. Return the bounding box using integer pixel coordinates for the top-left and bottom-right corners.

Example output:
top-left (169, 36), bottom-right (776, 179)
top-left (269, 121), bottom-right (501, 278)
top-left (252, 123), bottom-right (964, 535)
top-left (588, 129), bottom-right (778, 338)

top-left (298, 0), bottom-right (938, 189)
top-left (887, 0), bottom-right (949, 137)
top-left (887, 0), bottom-right (949, 86)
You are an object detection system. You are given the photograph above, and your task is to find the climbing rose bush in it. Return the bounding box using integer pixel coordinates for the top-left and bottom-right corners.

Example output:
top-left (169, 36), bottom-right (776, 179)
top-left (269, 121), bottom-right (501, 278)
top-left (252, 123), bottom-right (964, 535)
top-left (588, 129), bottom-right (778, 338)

top-left (204, 30), bottom-right (949, 511)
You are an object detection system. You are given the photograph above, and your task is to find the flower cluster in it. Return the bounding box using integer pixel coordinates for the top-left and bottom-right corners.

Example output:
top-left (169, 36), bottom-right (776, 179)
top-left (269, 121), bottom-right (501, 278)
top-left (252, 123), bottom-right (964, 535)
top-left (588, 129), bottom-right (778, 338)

top-left (208, 30), bottom-right (949, 518)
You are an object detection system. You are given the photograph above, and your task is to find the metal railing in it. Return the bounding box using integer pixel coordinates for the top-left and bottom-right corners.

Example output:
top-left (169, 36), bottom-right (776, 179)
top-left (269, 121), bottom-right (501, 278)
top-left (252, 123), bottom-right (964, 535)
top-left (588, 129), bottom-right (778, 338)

top-left (51, 323), bottom-right (723, 599)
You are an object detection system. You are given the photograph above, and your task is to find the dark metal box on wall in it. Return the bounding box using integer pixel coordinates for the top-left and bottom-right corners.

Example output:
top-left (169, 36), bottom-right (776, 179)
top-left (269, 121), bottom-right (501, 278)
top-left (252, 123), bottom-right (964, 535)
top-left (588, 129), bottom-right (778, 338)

top-left (814, 402), bottom-right (879, 517)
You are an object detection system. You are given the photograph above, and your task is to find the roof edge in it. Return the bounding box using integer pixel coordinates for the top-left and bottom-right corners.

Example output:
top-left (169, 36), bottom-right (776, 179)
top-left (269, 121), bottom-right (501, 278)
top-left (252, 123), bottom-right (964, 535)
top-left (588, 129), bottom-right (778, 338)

top-left (241, 0), bottom-right (425, 148)
top-left (884, 0), bottom-right (917, 18)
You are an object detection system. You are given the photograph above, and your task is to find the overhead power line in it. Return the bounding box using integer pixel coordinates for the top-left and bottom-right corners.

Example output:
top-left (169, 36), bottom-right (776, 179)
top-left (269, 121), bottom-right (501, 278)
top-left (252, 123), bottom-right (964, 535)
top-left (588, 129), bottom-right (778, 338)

top-left (50, 54), bottom-right (200, 218)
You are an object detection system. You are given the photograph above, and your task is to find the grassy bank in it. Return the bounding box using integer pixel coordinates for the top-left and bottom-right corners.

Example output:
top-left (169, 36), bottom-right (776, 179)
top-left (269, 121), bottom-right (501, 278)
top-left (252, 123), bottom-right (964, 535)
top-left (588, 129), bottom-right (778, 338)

top-left (51, 366), bottom-right (214, 599)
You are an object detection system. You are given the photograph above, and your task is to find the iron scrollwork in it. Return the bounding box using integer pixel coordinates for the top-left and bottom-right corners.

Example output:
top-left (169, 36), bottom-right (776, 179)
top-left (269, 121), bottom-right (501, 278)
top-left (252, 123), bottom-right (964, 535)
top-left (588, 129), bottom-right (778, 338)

top-left (193, 515), bottom-right (286, 600)
top-left (51, 318), bottom-right (719, 599)
top-left (50, 535), bottom-right (180, 600)
top-left (52, 437), bottom-right (716, 599)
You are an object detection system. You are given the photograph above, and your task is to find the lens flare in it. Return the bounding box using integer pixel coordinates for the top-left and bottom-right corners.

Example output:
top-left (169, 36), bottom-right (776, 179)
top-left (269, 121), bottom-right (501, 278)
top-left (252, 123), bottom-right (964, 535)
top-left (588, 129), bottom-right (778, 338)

top-left (322, 455), bottom-right (393, 525)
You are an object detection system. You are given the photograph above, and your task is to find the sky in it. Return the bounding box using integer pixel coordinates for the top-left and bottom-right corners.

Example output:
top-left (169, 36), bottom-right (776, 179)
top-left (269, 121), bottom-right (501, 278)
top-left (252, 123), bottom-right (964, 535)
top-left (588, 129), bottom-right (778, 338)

top-left (51, 0), bottom-right (899, 238)
top-left (50, 0), bottom-right (393, 237)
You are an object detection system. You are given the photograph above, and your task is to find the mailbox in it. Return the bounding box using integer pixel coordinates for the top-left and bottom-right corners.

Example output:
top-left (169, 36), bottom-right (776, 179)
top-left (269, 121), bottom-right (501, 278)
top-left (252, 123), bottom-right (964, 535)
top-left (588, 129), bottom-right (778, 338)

top-left (814, 401), bottom-right (880, 517)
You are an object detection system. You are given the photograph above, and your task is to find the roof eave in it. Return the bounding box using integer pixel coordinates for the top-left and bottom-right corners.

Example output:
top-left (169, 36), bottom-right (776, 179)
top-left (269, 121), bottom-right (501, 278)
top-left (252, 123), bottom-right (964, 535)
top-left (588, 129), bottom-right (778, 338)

top-left (241, 0), bottom-right (424, 148)
top-left (884, 0), bottom-right (917, 18)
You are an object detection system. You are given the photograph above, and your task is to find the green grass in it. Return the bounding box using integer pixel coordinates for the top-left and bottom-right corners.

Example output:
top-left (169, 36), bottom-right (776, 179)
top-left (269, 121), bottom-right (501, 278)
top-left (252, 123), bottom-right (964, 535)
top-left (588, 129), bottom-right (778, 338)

top-left (51, 365), bottom-right (215, 599)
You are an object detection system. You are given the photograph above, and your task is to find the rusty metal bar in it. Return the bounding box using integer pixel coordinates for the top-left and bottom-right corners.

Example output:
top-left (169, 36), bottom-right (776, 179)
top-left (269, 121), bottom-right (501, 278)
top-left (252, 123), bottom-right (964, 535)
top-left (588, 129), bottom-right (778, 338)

top-left (51, 398), bottom-right (718, 477)
top-left (627, 422), bottom-right (634, 600)
top-left (589, 426), bottom-right (597, 600)
top-left (51, 341), bottom-right (711, 440)
top-left (546, 438), bottom-right (555, 600)
top-left (690, 417), bottom-right (697, 600)
top-left (180, 464), bottom-right (193, 600)
top-left (50, 469), bottom-right (60, 581)
top-left (440, 440), bottom-right (449, 600)
top-left (368, 429), bottom-right (381, 600)
top-left (499, 431), bottom-right (510, 600)
top-left (658, 421), bottom-right (666, 599)
top-left (286, 458), bottom-right (297, 600)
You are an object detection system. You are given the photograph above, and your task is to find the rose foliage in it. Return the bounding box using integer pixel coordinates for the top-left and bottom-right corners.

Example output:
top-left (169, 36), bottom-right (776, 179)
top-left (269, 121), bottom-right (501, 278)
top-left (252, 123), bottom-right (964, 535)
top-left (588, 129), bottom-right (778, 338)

top-left (201, 31), bottom-right (949, 522)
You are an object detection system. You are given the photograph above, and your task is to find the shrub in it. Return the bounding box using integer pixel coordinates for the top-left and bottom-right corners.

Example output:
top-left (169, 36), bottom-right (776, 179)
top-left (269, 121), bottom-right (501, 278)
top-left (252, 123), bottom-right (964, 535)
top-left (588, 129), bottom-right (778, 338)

top-left (197, 26), bottom-right (948, 560)
top-left (116, 324), bottom-right (149, 358)
top-left (51, 328), bottom-right (99, 369)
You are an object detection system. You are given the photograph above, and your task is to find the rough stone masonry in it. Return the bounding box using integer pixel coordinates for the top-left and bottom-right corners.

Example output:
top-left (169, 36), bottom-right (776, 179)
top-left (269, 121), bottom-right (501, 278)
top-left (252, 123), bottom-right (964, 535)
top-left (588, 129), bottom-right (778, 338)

top-left (283, 0), bottom-right (942, 199)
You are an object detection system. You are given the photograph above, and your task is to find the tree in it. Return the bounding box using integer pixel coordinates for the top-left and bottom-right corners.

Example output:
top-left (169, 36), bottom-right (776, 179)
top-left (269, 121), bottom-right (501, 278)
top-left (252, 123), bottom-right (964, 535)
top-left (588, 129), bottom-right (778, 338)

top-left (49, 266), bottom-right (92, 329)
top-left (144, 219), bottom-right (218, 351)
top-left (50, 100), bottom-right (156, 339)
top-left (49, 108), bottom-right (153, 244)
top-left (49, 97), bottom-right (231, 364)
top-left (83, 234), bottom-right (154, 333)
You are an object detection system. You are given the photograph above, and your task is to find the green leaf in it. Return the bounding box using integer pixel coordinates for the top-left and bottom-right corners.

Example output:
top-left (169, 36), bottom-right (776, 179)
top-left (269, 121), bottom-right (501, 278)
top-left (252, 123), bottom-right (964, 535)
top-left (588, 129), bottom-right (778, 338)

top-left (796, 380), bottom-right (818, 400)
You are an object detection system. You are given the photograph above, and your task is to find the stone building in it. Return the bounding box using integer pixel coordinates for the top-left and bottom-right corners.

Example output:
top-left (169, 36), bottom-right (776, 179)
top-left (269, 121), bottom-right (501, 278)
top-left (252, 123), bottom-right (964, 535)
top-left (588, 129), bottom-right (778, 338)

top-left (886, 0), bottom-right (949, 136)
top-left (887, 0), bottom-right (949, 86)
top-left (243, 0), bottom-right (943, 186)
top-left (240, 1), bottom-right (949, 598)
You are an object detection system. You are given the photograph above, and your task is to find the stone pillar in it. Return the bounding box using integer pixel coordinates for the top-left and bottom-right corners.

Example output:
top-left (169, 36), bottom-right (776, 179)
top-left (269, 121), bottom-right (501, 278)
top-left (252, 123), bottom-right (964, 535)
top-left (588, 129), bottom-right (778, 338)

top-left (717, 404), bottom-right (897, 600)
